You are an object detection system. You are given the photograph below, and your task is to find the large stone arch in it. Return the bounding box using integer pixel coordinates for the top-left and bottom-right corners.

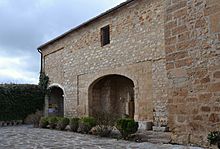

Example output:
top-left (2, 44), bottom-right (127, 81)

top-left (88, 74), bottom-right (136, 119)
top-left (77, 64), bottom-right (154, 122)
top-left (45, 83), bottom-right (65, 117)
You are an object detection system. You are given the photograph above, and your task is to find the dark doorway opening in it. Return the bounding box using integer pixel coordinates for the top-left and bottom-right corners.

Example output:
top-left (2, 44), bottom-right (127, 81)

top-left (89, 75), bottom-right (134, 119)
top-left (48, 86), bottom-right (64, 117)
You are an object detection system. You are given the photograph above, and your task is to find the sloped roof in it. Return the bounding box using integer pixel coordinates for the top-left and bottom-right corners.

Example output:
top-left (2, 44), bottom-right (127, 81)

top-left (38, 0), bottom-right (135, 50)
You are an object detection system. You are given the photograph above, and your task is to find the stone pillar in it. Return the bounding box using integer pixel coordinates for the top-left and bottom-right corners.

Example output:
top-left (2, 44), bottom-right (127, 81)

top-left (44, 94), bottom-right (49, 116)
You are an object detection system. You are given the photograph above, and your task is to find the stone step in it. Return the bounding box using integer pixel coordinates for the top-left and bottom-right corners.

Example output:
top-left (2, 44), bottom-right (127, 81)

top-left (145, 135), bottom-right (170, 140)
top-left (147, 138), bottom-right (171, 144)
top-left (143, 132), bottom-right (171, 138)
top-left (142, 131), bottom-right (170, 135)
top-left (134, 131), bottom-right (171, 144)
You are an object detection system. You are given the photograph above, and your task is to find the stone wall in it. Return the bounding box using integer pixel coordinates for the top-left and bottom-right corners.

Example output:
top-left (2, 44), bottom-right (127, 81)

top-left (41, 0), bottom-right (168, 125)
top-left (39, 0), bottom-right (220, 147)
top-left (164, 0), bottom-right (220, 146)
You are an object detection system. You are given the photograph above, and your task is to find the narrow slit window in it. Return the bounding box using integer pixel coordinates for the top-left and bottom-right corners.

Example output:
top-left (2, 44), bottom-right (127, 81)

top-left (101, 25), bottom-right (110, 46)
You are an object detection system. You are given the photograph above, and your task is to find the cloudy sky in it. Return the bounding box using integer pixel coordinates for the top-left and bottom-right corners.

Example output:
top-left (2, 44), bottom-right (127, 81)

top-left (0, 0), bottom-right (126, 84)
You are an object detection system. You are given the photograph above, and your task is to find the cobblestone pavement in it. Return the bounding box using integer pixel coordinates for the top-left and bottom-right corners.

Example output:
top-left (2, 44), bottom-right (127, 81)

top-left (0, 125), bottom-right (204, 149)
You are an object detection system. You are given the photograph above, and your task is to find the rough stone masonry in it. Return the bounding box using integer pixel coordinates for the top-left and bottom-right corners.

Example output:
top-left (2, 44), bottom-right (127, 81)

top-left (38, 0), bottom-right (220, 147)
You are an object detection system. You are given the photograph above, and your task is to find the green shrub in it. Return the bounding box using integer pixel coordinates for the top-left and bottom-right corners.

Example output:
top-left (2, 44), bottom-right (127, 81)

top-left (57, 117), bottom-right (70, 130)
top-left (24, 110), bottom-right (43, 128)
top-left (208, 131), bottom-right (220, 148)
top-left (39, 117), bottom-right (49, 128)
top-left (95, 125), bottom-right (112, 137)
top-left (69, 118), bottom-right (80, 132)
top-left (79, 117), bottom-right (96, 134)
top-left (48, 117), bottom-right (59, 129)
top-left (38, 72), bottom-right (49, 95)
top-left (94, 112), bottom-right (117, 137)
top-left (116, 118), bottom-right (139, 139)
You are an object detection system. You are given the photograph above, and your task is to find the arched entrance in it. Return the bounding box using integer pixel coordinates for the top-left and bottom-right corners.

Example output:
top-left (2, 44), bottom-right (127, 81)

top-left (48, 86), bottom-right (64, 117)
top-left (88, 75), bottom-right (135, 119)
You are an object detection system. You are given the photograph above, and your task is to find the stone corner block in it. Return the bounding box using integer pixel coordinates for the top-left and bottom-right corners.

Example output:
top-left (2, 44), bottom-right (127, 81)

top-left (138, 121), bottom-right (153, 131)
top-left (153, 126), bottom-right (169, 132)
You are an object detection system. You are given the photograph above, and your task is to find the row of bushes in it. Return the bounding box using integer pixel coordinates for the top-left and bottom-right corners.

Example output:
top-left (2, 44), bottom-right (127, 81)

top-left (0, 84), bottom-right (44, 121)
top-left (39, 116), bottom-right (139, 139)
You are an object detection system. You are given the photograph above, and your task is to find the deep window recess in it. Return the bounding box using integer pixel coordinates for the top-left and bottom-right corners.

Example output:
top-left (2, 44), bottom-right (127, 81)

top-left (101, 25), bottom-right (110, 46)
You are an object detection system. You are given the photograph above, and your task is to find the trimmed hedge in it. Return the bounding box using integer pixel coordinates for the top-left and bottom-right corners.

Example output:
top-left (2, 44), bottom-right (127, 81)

top-left (0, 84), bottom-right (44, 121)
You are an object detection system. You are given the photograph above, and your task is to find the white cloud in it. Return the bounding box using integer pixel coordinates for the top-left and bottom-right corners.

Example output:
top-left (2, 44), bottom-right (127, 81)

top-left (0, 68), bottom-right (38, 84)
top-left (0, 57), bottom-right (25, 68)
top-left (0, 56), bottom-right (39, 84)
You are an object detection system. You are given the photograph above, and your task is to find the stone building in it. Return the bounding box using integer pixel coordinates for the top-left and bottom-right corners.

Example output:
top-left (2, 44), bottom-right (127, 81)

top-left (38, 0), bottom-right (220, 147)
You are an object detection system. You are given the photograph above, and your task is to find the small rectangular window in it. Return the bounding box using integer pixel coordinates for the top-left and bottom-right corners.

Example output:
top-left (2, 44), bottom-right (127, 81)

top-left (101, 25), bottom-right (110, 46)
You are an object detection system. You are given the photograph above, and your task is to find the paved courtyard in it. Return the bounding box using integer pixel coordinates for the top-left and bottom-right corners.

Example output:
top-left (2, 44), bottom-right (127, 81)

top-left (0, 125), bottom-right (204, 149)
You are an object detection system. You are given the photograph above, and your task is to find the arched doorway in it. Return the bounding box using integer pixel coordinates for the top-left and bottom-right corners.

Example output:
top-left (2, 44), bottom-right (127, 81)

top-left (88, 75), bottom-right (135, 119)
top-left (48, 86), bottom-right (64, 117)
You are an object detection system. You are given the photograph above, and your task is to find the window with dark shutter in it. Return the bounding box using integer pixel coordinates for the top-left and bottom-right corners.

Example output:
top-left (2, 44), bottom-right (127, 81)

top-left (101, 25), bottom-right (110, 46)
